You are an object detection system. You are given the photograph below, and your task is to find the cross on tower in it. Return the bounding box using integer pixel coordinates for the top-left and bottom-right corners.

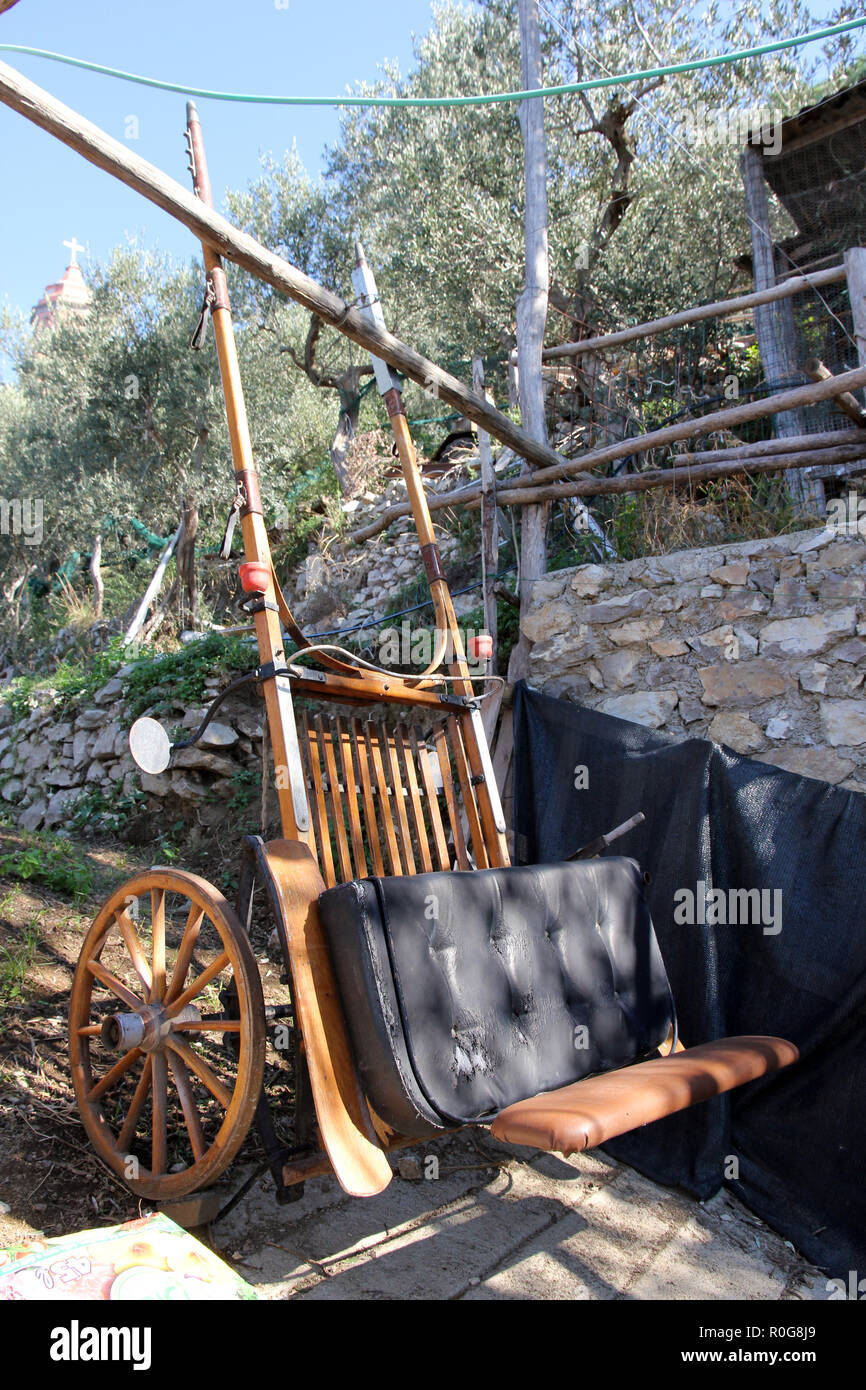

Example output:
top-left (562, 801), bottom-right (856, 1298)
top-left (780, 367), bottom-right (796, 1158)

top-left (63, 237), bottom-right (85, 266)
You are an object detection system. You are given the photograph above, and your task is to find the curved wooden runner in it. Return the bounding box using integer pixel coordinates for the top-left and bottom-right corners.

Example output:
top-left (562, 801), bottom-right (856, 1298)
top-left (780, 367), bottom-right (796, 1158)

top-left (260, 838), bottom-right (392, 1198)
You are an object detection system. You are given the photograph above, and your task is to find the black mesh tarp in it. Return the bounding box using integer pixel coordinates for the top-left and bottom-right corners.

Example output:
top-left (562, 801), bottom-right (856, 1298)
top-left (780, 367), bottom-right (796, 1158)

top-left (513, 680), bottom-right (866, 1274)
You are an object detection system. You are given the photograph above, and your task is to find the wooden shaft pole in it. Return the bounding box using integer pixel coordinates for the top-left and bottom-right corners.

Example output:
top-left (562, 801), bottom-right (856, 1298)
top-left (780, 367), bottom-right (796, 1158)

top-left (473, 355), bottom-right (498, 675)
top-left (0, 56), bottom-right (571, 476)
top-left (186, 102), bottom-right (311, 848)
top-left (384, 393), bottom-right (471, 689)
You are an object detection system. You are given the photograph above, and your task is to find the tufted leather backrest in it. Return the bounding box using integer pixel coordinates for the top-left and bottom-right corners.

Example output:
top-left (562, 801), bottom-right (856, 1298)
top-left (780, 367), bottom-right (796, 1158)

top-left (319, 857), bottom-right (675, 1136)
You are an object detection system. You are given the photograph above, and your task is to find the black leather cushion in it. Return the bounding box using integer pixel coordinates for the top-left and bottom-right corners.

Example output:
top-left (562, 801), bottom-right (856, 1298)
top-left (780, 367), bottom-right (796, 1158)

top-left (318, 859), bottom-right (674, 1138)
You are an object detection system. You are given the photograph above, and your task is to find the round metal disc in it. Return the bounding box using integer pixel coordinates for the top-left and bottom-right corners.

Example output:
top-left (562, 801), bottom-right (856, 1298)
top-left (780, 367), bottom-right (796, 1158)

top-left (128, 717), bottom-right (172, 775)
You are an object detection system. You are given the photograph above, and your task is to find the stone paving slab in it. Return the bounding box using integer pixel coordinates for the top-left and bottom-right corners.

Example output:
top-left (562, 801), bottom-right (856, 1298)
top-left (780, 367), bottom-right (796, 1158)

top-left (213, 1136), bottom-right (828, 1301)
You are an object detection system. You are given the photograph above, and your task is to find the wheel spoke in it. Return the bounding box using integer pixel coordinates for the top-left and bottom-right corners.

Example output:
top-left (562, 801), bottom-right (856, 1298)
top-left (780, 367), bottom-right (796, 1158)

top-left (150, 888), bottom-right (166, 1003)
top-left (77, 1024), bottom-right (102, 1037)
top-left (164, 902), bottom-right (205, 1005)
top-left (164, 951), bottom-right (230, 1018)
top-left (167, 1035), bottom-right (232, 1109)
top-left (171, 1020), bottom-right (241, 1033)
top-left (87, 958), bottom-right (142, 1011)
top-left (167, 1049), bottom-right (206, 1161)
top-left (118, 1055), bottom-right (153, 1152)
top-left (151, 1051), bottom-right (168, 1176)
top-left (114, 907), bottom-right (153, 996)
top-left (87, 1047), bottom-right (142, 1103)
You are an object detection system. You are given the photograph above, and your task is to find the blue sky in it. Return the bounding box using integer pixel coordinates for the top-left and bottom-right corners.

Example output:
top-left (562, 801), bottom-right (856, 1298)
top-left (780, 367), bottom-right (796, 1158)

top-left (0, 0), bottom-right (436, 323)
top-left (0, 0), bottom-right (848, 329)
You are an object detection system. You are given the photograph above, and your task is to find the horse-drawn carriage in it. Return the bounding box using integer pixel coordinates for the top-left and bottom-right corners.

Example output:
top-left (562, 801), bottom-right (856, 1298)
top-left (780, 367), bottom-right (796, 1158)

top-left (68, 106), bottom-right (797, 1213)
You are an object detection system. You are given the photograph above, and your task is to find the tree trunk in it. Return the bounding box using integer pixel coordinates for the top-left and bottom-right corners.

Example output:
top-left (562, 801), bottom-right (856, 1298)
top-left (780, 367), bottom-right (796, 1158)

top-left (510, 0), bottom-right (551, 682)
top-left (740, 146), bottom-right (825, 517)
top-left (330, 384), bottom-right (363, 495)
top-left (473, 355), bottom-right (499, 675)
top-left (123, 524), bottom-right (182, 648)
top-left (89, 533), bottom-right (104, 618)
top-left (176, 426), bottom-right (207, 626)
top-left (178, 495), bottom-right (199, 626)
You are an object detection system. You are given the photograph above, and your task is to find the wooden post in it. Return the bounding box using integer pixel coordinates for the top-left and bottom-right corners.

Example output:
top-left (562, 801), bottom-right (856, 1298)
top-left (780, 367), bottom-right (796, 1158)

top-left (844, 247), bottom-right (866, 368)
top-left (123, 525), bottom-right (181, 648)
top-left (178, 495), bottom-right (199, 626)
top-left (473, 355), bottom-right (498, 676)
top-left (740, 145), bottom-right (825, 516)
top-left (511, 0), bottom-right (550, 680)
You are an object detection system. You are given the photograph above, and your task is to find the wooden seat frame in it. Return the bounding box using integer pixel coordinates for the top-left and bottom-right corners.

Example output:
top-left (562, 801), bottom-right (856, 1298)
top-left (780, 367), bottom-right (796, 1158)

top-left (183, 108), bottom-right (796, 1202)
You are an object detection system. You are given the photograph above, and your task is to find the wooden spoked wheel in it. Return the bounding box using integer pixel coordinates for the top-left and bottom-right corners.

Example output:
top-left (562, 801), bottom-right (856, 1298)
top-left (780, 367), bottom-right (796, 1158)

top-left (69, 868), bottom-right (265, 1200)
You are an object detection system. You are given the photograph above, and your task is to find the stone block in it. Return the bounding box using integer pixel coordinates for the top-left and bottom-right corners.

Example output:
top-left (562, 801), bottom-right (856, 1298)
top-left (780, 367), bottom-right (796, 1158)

top-left (710, 562), bottom-right (749, 586)
top-left (607, 618), bottom-right (664, 647)
top-left (698, 658), bottom-right (790, 707)
top-left (756, 745), bottom-right (855, 784)
top-left (820, 699), bottom-right (866, 747)
top-left (708, 712), bottom-right (764, 754)
top-left (597, 690), bottom-right (678, 728)
top-left (759, 608), bottom-right (856, 658)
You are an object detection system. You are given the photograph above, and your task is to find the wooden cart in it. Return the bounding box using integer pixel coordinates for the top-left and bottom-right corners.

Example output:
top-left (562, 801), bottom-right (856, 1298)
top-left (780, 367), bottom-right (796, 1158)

top-left (68, 107), bottom-right (797, 1210)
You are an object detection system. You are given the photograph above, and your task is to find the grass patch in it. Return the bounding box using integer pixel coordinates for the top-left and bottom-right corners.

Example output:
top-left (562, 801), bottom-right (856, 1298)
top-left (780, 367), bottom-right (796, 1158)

top-left (0, 917), bottom-right (41, 1005)
top-left (123, 632), bottom-right (257, 719)
top-left (0, 643), bottom-right (126, 724)
top-left (0, 832), bottom-right (94, 900)
top-left (67, 783), bottom-right (146, 838)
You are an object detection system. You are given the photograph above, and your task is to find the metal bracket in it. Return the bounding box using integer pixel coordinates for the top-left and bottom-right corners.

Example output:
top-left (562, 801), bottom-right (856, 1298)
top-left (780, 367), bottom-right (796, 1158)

top-left (244, 597), bottom-right (280, 616)
top-left (274, 673), bottom-right (310, 833)
top-left (469, 706), bottom-right (507, 834)
top-left (351, 243), bottom-right (402, 398)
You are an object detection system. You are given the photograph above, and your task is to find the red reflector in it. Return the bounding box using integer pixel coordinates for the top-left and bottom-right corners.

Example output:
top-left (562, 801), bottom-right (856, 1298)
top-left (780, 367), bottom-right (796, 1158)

top-left (469, 633), bottom-right (494, 659)
top-left (239, 561), bottom-right (270, 593)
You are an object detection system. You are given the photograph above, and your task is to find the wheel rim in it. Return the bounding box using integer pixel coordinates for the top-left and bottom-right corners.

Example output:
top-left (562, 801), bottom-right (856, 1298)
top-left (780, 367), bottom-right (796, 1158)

top-left (69, 868), bottom-right (265, 1200)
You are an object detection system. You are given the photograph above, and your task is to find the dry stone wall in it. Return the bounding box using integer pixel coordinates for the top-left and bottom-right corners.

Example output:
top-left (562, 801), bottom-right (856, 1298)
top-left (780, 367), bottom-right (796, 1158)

top-left (521, 525), bottom-right (866, 791)
top-left (0, 665), bottom-right (264, 837)
top-left (5, 522), bottom-right (866, 839)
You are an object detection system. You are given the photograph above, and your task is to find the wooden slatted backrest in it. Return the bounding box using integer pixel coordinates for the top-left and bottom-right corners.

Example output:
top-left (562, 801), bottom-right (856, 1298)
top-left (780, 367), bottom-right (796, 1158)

top-left (297, 705), bottom-right (505, 888)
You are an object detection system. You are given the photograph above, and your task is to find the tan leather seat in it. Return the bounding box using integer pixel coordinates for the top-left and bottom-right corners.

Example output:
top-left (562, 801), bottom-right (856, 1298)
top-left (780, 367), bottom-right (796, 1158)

top-left (490, 1036), bottom-right (798, 1156)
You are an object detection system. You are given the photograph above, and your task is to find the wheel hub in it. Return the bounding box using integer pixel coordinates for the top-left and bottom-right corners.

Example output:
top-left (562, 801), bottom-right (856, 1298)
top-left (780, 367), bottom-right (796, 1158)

top-left (101, 1002), bottom-right (201, 1053)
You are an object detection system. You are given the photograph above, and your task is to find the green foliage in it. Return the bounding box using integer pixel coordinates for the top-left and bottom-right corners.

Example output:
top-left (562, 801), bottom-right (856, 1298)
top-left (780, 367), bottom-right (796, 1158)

top-left (1, 0), bottom-right (863, 677)
top-left (0, 248), bottom-right (337, 663)
top-left (123, 633), bottom-right (255, 719)
top-left (0, 833), bottom-right (93, 899)
top-left (67, 783), bottom-right (146, 838)
top-left (383, 571), bottom-right (432, 618)
top-left (0, 642), bottom-right (126, 723)
top-left (610, 495), bottom-right (643, 560)
top-left (219, 764), bottom-right (261, 814)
